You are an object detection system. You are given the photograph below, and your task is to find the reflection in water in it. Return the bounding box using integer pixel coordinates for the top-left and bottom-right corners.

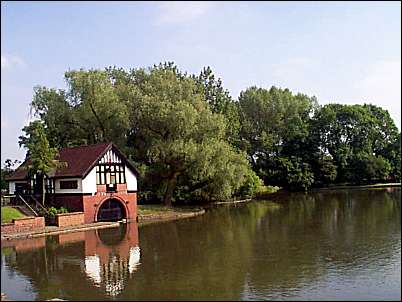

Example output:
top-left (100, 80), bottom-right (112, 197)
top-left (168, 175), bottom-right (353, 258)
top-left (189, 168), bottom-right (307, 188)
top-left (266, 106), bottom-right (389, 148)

top-left (83, 224), bottom-right (141, 297)
top-left (1, 222), bottom-right (140, 300)
top-left (1, 188), bottom-right (401, 301)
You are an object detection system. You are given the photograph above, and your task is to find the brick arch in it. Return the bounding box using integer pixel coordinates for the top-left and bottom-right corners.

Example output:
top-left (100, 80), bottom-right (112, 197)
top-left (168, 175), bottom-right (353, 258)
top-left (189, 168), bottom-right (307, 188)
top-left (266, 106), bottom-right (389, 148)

top-left (94, 196), bottom-right (129, 222)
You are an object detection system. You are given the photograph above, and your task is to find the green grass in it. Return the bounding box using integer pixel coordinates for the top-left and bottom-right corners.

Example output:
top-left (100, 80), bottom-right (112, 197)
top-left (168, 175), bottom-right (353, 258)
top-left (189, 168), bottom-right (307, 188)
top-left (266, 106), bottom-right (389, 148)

top-left (1, 207), bottom-right (26, 224)
top-left (137, 204), bottom-right (202, 215)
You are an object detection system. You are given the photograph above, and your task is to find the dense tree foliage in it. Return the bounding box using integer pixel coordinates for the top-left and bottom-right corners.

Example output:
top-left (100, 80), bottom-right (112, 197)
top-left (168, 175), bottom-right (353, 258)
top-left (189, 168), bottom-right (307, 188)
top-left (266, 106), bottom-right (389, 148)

top-left (310, 103), bottom-right (400, 184)
top-left (237, 86), bottom-right (319, 190)
top-left (18, 121), bottom-right (62, 204)
top-left (24, 62), bottom-right (400, 202)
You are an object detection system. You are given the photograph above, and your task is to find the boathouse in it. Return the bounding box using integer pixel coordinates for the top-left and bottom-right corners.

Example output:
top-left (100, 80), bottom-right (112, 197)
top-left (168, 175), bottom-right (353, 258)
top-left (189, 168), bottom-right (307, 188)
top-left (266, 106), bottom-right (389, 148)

top-left (6, 142), bottom-right (138, 224)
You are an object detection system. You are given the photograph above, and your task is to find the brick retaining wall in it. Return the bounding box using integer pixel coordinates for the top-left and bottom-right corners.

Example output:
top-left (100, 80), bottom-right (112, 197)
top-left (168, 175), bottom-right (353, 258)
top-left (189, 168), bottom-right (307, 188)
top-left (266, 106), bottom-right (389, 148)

top-left (55, 212), bottom-right (85, 227)
top-left (1, 216), bottom-right (45, 234)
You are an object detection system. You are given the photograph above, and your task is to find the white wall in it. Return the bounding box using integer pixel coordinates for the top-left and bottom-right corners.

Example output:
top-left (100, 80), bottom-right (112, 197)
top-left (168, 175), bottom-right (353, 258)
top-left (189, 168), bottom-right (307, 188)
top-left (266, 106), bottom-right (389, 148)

top-left (54, 178), bottom-right (83, 194)
top-left (126, 166), bottom-right (137, 191)
top-left (8, 181), bottom-right (27, 194)
top-left (82, 167), bottom-right (97, 194)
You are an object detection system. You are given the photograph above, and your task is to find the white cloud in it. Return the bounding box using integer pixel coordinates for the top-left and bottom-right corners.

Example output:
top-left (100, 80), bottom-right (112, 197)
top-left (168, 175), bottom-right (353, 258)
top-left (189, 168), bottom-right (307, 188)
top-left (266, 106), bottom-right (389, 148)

top-left (354, 59), bottom-right (401, 129)
top-left (155, 1), bottom-right (214, 25)
top-left (1, 54), bottom-right (26, 70)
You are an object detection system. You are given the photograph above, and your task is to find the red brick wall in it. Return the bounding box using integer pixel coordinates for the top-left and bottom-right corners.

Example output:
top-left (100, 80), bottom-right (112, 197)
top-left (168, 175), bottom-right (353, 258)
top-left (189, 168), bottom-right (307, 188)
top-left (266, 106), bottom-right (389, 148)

top-left (116, 183), bottom-right (127, 193)
top-left (56, 212), bottom-right (85, 227)
top-left (83, 192), bottom-right (137, 224)
top-left (97, 184), bottom-right (127, 193)
top-left (96, 184), bottom-right (107, 193)
top-left (44, 192), bottom-right (137, 224)
top-left (1, 217), bottom-right (45, 234)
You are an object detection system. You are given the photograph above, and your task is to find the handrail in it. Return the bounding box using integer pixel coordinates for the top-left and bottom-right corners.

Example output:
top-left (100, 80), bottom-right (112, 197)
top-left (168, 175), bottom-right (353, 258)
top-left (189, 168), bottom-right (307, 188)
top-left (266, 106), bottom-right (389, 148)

top-left (16, 195), bottom-right (38, 217)
top-left (1, 194), bottom-right (15, 206)
top-left (29, 195), bottom-right (49, 214)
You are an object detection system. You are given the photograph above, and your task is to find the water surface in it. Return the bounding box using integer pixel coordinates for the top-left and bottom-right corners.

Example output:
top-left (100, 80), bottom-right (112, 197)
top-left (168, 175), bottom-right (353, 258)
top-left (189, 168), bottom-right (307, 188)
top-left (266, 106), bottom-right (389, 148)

top-left (1, 188), bottom-right (400, 300)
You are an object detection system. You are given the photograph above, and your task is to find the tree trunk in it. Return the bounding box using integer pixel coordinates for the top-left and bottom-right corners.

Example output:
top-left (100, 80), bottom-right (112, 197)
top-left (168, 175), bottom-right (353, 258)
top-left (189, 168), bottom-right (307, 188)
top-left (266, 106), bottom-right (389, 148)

top-left (163, 173), bottom-right (179, 207)
top-left (42, 175), bottom-right (46, 206)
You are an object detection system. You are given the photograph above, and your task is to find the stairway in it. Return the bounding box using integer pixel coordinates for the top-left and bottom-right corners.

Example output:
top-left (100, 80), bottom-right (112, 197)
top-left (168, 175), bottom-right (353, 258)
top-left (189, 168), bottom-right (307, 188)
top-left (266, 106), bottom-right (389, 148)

top-left (11, 205), bottom-right (37, 217)
top-left (12, 194), bottom-right (50, 217)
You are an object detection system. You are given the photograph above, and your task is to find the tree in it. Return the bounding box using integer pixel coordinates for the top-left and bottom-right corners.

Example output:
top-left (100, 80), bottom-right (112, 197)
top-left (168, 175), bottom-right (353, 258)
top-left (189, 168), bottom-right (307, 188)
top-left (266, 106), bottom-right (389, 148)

top-left (65, 69), bottom-right (130, 147)
top-left (25, 63), bottom-right (400, 196)
top-left (30, 86), bottom-right (77, 149)
top-left (238, 86), bottom-right (318, 190)
top-left (311, 154), bottom-right (337, 185)
top-left (349, 153), bottom-right (392, 183)
top-left (18, 121), bottom-right (60, 205)
top-left (193, 66), bottom-right (241, 146)
top-left (310, 103), bottom-right (400, 183)
top-left (30, 70), bottom-right (131, 150)
top-left (123, 63), bottom-right (253, 205)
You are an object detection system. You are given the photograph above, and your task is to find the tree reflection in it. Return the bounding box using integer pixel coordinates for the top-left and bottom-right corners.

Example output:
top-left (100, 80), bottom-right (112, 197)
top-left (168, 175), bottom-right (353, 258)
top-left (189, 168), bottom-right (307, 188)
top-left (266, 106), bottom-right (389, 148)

top-left (1, 188), bottom-right (400, 301)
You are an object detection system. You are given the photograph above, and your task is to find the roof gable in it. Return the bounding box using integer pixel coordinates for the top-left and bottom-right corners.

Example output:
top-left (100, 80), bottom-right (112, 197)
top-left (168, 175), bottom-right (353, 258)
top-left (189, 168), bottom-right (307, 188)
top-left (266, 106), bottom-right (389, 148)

top-left (6, 142), bottom-right (139, 180)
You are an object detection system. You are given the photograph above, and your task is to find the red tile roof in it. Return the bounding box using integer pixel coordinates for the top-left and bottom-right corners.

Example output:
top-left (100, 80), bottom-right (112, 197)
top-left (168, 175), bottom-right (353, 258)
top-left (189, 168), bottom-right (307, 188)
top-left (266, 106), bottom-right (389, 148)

top-left (56, 142), bottom-right (111, 178)
top-left (6, 142), bottom-right (138, 180)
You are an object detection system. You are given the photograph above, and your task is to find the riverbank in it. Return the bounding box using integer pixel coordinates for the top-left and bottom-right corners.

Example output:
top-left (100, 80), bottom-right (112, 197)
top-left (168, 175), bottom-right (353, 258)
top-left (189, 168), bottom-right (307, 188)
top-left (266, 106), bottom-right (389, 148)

top-left (137, 204), bottom-right (205, 225)
top-left (312, 182), bottom-right (401, 191)
top-left (0, 205), bottom-right (206, 240)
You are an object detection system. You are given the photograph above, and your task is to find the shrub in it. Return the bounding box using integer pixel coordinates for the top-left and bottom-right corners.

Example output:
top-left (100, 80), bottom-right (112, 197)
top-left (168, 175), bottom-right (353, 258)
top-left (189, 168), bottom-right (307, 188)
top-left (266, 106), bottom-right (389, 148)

top-left (238, 170), bottom-right (265, 198)
top-left (47, 206), bottom-right (58, 217)
top-left (58, 207), bottom-right (68, 214)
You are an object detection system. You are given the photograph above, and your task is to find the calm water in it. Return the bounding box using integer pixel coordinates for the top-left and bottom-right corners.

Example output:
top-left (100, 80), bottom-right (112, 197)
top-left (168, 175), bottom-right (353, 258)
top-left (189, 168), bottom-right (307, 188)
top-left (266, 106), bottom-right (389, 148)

top-left (1, 188), bottom-right (400, 301)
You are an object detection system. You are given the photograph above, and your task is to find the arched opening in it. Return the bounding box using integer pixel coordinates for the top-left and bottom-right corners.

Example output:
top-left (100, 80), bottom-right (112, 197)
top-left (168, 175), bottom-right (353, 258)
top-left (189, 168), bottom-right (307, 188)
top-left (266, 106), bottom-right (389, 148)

top-left (97, 198), bottom-right (127, 222)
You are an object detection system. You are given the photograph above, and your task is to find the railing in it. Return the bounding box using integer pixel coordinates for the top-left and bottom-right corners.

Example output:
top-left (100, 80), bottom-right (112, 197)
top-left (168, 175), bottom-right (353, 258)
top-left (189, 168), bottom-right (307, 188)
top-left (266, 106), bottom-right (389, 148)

top-left (16, 195), bottom-right (38, 217)
top-left (28, 195), bottom-right (49, 215)
top-left (1, 194), bottom-right (14, 206)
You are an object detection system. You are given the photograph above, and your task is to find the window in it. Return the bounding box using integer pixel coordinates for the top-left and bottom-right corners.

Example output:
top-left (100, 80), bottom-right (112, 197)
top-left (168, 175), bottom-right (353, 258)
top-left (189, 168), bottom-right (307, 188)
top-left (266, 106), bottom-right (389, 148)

top-left (45, 178), bottom-right (55, 193)
top-left (60, 180), bottom-right (78, 190)
top-left (15, 183), bottom-right (29, 194)
top-left (96, 164), bottom-right (126, 185)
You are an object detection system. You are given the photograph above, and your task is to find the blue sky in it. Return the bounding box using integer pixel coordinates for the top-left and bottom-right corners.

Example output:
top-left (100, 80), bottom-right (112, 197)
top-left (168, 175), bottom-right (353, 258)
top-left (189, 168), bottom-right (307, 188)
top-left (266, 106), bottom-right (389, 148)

top-left (1, 1), bottom-right (401, 165)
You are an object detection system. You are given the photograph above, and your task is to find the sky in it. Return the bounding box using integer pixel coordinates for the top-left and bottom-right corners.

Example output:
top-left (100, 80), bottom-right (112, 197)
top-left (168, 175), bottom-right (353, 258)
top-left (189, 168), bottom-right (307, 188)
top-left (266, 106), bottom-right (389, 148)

top-left (1, 1), bottom-right (401, 166)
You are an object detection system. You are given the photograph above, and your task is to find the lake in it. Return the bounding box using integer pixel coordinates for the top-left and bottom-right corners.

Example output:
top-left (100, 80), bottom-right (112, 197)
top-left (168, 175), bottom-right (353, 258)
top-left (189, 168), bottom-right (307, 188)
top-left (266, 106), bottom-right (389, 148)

top-left (1, 188), bottom-right (400, 300)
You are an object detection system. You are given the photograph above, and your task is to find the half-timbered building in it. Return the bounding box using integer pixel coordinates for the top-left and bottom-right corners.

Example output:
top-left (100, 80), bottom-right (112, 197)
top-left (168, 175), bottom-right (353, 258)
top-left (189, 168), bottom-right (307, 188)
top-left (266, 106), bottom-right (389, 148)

top-left (6, 142), bottom-right (138, 223)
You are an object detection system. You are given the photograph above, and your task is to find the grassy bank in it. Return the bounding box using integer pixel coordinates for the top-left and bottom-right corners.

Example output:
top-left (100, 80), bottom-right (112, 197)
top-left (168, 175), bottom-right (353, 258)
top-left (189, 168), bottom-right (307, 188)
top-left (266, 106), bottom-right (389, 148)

top-left (1, 207), bottom-right (26, 224)
top-left (137, 204), bottom-right (205, 225)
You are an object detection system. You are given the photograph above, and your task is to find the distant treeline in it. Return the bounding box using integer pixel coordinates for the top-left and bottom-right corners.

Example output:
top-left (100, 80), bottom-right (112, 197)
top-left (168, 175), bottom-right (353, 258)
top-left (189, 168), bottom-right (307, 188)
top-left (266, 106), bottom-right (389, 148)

top-left (4, 63), bottom-right (401, 205)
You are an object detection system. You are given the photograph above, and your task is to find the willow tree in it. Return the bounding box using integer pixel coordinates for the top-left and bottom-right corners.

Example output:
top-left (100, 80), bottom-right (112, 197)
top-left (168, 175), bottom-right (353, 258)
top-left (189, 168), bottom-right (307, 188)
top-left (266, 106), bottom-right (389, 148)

top-left (30, 70), bottom-right (130, 149)
top-left (121, 63), bottom-right (252, 206)
top-left (25, 63), bottom-right (262, 204)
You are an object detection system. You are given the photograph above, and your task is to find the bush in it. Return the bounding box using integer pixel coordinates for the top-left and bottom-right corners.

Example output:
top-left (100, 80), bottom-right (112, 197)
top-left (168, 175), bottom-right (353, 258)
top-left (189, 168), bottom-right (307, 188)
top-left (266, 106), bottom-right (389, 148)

top-left (238, 170), bottom-right (280, 198)
top-left (58, 207), bottom-right (68, 214)
top-left (238, 170), bottom-right (265, 198)
top-left (255, 185), bottom-right (280, 199)
top-left (47, 206), bottom-right (58, 217)
top-left (45, 206), bottom-right (68, 218)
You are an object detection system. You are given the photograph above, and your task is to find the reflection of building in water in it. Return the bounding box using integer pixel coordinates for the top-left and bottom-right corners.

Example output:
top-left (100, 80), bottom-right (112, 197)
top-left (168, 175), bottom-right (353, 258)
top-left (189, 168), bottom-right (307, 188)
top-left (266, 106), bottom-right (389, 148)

top-left (83, 222), bottom-right (140, 297)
